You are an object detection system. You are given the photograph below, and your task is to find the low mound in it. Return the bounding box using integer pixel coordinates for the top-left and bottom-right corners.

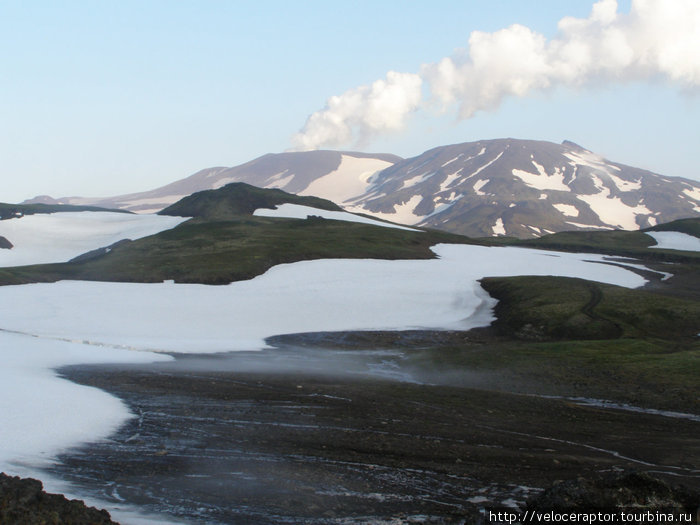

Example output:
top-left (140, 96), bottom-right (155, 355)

top-left (0, 473), bottom-right (119, 524)
top-left (159, 181), bottom-right (343, 220)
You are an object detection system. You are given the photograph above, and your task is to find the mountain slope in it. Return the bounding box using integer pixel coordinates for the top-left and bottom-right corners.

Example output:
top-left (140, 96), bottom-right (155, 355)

top-left (344, 139), bottom-right (700, 238)
top-left (23, 139), bottom-right (700, 238)
top-left (27, 151), bottom-right (400, 214)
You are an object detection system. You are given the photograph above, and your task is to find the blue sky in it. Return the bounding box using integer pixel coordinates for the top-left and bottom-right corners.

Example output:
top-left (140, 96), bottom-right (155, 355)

top-left (1, 0), bottom-right (698, 202)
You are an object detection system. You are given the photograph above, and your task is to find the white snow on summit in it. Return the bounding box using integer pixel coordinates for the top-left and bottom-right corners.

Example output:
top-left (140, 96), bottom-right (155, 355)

top-left (298, 155), bottom-right (393, 204)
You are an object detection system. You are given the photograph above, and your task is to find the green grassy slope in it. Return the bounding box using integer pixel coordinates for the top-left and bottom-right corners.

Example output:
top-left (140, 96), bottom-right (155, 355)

top-left (0, 183), bottom-right (473, 285)
top-left (513, 217), bottom-right (700, 261)
top-left (0, 216), bottom-right (469, 285)
top-left (409, 275), bottom-right (700, 411)
top-left (645, 217), bottom-right (700, 237)
top-left (480, 275), bottom-right (700, 341)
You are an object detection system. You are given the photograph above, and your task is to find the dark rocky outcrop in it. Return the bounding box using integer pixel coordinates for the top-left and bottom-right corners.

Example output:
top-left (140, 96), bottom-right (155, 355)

top-left (527, 471), bottom-right (699, 516)
top-left (0, 472), bottom-right (119, 524)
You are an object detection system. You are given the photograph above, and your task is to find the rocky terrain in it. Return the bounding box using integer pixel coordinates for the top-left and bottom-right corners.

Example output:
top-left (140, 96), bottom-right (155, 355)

top-left (0, 472), bottom-right (118, 524)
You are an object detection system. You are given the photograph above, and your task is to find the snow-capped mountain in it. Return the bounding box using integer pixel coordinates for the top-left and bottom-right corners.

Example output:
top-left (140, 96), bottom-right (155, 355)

top-left (26, 139), bottom-right (700, 238)
top-left (344, 139), bottom-right (700, 237)
top-left (28, 151), bottom-right (400, 214)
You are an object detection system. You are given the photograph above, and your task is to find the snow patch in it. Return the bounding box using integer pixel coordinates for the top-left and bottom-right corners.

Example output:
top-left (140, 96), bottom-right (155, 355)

top-left (400, 171), bottom-right (433, 190)
top-left (576, 175), bottom-right (651, 230)
top-left (0, 212), bottom-right (188, 267)
top-left (422, 198), bottom-right (460, 220)
top-left (565, 222), bottom-right (614, 230)
top-left (647, 231), bottom-right (700, 252)
top-left (492, 218), bottom-right (506, 236)
top-left (465, 151), bottom-right (503, 179)
top-left (564, 150), bottom-right (620, 173)
top-left (512, 161), bottom-right (570, 192)
top-left (0, 331), bottom-right (169, 471)
top-left (683, 187), bottom-right (700, 202)
top-left (299, 155), bottom-right (394, 204)
top-left (473, 179), bottom-right (489, 196)
top-left (607, 173), bottom-right (642, 192)
top-left (253, 203), bottom-right (418, 231)
top-left (347, 195), bottom-right (425, 225)
top-left (441, 155), bottom-right (462, 168)
top-left (439, 170), bottom-right (464, 192)
top-left (553, 203), bottom-right (580, 218)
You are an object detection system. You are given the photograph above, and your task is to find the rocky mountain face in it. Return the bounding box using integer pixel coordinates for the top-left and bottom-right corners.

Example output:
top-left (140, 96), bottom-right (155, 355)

top-left (343, 139), bottom-right (700, 238)
top-left (25, 139), bottom-right (700, 238)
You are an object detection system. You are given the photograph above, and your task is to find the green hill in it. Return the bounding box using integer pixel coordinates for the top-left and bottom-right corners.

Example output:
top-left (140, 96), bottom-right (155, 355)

top-left (158, 182), bottom-right (343, 220)
top-left (513, 217), bottom-right (700, 261)
top-left (645, 217), bottom-right (700, 237)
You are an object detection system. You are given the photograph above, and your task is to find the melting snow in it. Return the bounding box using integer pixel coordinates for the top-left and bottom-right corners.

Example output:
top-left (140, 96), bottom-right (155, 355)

top-left (473, 179), bottom-right (489, 196)
top-left (512, 162), bottom-right (570, 192)
top-left (607, 173), bottom-right (642, 192)
top-left (0, 212), bottom-right (188, 267)
top-left (683, 187), bottom-right (700, 201)
top-left (253, 203), bottom-right (418, 231)
top-left (399, 172), bottom-right (433, 190)
top-left (300, 155), bottom-right (393, 204)
top-left (421, 199), bottom-right (460, 220)
top-left (441, 155), bottom-right (462, 168)
top-left (465, 151), bottom-right (503, 179)
top-left (0, 332), bottom-right (169, 470)
top-left (576, 176), bottom-right (651, 230)
top-left (439, 170), bottom-right (464, 192)
top-left (565, 222), bottom-right (614, 230)
top-left (492, 218), bottom-right (506, 236)
top-left (553, 203), bottom-right (580, 218)
top-left (647, 231), bottom-right (700, 252)
top-left (564, 150), bottom-right (621, 173)
top-left (266, 173), bottom-right (296, 190)
top-left (349, 195), bottom-right (425, 225)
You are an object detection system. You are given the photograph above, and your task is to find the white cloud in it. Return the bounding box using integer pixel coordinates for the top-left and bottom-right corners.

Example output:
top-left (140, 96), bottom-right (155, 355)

top-left (292, 0), bottom-right (700, 150)
top-left (290, 71), bottom-right (422, 151)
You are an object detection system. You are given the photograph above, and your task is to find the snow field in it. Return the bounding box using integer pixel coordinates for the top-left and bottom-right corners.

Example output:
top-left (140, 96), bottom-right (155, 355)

top-left (0, 244), bottom-right (648, 355)
top-left (0, 212), bottom-right (188, 267)
top-left (253, 203), bottom-right (419, 231)
top-left (0, 331), bottom-right (170, 471)
top-left (298, 155), bottom-right (393, 204)
top-left (647, 231), bottom-right (700, 252)
top-left (0, 241), bottom-right (656, 483)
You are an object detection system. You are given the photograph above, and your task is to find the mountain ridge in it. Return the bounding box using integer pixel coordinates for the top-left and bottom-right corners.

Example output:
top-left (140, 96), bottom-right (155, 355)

top-left (24, 139), bottom-right (700, 238)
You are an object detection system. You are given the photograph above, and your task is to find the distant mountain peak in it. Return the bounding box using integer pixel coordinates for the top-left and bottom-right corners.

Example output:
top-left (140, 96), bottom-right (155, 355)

top-left (22, 139), bottom-right (700, 238)
top-left (561, 140), bottom-right (587, 151)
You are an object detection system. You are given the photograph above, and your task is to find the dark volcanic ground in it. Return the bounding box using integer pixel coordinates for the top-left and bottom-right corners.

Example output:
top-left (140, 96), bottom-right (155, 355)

top-left (47, 336), bottom-right (700, 525)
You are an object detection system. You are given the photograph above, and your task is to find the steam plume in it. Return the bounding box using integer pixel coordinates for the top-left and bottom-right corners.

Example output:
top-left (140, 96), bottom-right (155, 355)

top-left (291, 0), bottom-right (700, 151)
